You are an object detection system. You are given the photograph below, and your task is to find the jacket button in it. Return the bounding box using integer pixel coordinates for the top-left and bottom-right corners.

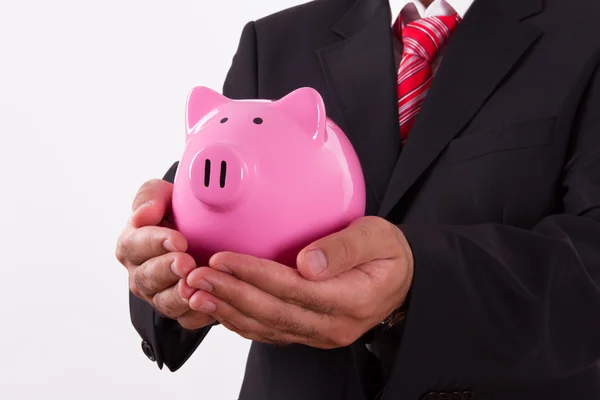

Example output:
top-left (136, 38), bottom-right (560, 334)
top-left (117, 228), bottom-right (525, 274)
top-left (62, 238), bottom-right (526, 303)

top-left (141, 340), bottom-right (156, 362)
top-left (461, 391), bottom-right (474, 399)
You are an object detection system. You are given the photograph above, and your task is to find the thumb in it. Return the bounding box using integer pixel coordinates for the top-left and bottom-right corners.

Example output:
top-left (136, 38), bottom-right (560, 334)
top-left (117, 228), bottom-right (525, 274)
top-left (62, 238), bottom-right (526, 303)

top-left (296, 216), bottom-right (401, 281)
top-left (130, 179), bottom-right (174, 228)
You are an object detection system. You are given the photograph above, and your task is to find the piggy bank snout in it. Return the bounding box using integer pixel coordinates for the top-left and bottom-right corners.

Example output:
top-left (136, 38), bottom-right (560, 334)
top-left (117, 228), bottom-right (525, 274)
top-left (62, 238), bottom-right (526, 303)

top-left (188, 144), bottom-right (249, 209)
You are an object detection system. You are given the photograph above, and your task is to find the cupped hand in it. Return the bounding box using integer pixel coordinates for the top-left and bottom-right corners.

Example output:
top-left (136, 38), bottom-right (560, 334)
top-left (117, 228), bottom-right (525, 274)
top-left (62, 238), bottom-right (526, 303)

top-left (184, 216), bottom-right (414, 348)
top-left (116, 179), bottom-right (216, 330)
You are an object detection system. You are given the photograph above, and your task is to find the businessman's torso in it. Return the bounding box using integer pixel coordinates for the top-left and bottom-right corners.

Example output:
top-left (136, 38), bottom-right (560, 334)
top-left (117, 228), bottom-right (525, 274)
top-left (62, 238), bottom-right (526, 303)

top-left (233, 0), bottom-right (600, 398)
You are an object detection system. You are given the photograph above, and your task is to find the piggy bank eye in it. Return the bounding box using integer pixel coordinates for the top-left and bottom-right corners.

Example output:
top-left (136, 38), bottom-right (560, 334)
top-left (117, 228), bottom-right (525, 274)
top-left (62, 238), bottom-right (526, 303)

top-left (253, 118), bottom-right (263, 125)
top-left (220, 118), bottom-right (228, 123)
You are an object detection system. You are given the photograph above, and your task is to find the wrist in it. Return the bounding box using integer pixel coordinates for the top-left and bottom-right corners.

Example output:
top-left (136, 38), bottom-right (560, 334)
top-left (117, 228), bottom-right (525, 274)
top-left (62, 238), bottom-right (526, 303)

top-left (382, 286), bottom-right (412, 327)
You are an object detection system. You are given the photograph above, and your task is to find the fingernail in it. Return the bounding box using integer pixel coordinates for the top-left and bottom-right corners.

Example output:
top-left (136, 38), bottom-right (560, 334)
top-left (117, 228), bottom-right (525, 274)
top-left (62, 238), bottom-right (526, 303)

top-left (172, 260), bottom-right (195, 278)
top-left (133, 200), bottom-right (152, 213)
top-left (178, 279), bottom-right (196, 300)
top-left (304, 249), bottom-right (327, 275)
top-left (163, 240), bottom-right (178, 252)
top-left (138, 200), bottom-right (153, 210)
top-left (195, 279), bottom-right (213, 293)
top-left (170, 261), bottom-right (180, 277)
top-left (200, 301), bottom-right (216, 313)
top-left (214, 264), bottom-right (232, 274)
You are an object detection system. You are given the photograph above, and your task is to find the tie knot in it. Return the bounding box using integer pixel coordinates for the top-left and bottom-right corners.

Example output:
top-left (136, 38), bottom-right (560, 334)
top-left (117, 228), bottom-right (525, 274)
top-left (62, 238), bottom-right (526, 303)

top-left (400, 14), bottom-right (461, 62)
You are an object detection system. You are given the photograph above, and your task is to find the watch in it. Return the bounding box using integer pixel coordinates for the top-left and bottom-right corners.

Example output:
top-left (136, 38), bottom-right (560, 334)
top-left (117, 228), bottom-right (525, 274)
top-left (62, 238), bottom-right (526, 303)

top-left (381, 290), bottom-right (412, 328)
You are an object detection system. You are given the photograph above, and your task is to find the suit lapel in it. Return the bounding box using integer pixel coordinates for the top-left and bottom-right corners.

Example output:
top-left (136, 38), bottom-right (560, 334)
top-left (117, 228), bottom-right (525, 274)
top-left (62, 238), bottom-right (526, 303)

top-left (377, 0), bottom-right (543, 218)
top-left (318, 0), bottom-right (400, 207)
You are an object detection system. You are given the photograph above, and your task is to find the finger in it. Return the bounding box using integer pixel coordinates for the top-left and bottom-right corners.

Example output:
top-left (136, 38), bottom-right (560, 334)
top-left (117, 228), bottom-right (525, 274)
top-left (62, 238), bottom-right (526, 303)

top-left (186, 266), bottom-right (322, 338)
top-left (188, 290), bottom-right (311, 347)
top-left (130, 179), bottom-right (174, 228)
top-left (117, 225), bottom-right (188, 267)
top-left (131, 252), bottom-right (196, 298)
top-left (296, 216), bottom-right (404, 280)
top-left (178, 279), bottom-right (198, 300)
top-left (208, 252), bottom-right (337, 315)
top-left (176, 309), bottom-right (217, 331)
top-left (151, 284), bottom-right (190, 319)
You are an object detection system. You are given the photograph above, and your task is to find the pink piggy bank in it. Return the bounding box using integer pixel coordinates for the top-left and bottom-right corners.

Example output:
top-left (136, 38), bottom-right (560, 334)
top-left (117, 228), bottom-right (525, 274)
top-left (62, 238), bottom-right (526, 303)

top-left (171, 86), bottom-right (366, 267)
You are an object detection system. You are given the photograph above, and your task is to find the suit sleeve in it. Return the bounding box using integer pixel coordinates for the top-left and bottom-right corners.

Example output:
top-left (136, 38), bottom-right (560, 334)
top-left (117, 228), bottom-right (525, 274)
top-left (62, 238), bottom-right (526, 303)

top-left (128, 20), bottom-right (259, 372)
top-left (392, 52), bottom-right (600, 391)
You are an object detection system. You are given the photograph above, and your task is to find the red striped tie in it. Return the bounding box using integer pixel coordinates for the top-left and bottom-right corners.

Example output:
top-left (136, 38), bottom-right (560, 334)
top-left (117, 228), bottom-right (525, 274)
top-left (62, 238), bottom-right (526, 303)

top-left (395, 14), bottom-right (461, 143)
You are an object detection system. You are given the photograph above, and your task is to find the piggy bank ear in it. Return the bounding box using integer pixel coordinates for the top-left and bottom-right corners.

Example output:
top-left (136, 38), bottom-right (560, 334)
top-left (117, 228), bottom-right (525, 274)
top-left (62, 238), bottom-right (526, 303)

top-left (273, 87), bottom-right (327, 141)
top-left (186, 86), bottom-right (229, 134)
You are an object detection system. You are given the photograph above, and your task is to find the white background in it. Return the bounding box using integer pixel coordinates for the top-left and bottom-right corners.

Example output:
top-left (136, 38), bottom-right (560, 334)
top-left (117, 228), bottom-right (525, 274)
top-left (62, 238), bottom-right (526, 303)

top-left (0, 1), bottom-right (305, 398)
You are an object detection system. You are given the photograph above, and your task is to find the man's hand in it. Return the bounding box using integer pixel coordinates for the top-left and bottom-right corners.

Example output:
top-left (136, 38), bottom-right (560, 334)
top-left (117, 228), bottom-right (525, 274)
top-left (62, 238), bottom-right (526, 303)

top-left (184, 216), bottom-right (414, 348)
top-left (116, 179), bottom-right (216, 330)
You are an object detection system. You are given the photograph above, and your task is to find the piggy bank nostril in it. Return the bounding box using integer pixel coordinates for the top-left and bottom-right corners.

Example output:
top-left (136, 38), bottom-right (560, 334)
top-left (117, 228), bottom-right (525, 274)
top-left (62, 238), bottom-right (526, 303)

top-left (204, 159), bottom-right (211, 187)
top-left (220, 161), bottom-right (227, 188)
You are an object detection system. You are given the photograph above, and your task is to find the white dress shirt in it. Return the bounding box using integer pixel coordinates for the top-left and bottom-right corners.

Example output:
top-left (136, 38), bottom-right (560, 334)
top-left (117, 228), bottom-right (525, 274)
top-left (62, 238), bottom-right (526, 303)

top-left (390, 0), bottom-right (474, 25)
top-left (390, 0), bottom-right (475, 70)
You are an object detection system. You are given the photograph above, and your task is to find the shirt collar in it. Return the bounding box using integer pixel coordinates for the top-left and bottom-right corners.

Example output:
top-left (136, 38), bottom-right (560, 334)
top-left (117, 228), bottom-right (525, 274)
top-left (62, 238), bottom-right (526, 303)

top-left (389, 0), bottom-right (474, 26)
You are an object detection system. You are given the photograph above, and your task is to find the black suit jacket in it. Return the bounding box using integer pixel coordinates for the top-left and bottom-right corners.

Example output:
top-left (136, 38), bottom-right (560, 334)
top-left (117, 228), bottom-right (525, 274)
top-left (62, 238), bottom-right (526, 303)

top-left (129, 0), bottom-right (600, 398)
